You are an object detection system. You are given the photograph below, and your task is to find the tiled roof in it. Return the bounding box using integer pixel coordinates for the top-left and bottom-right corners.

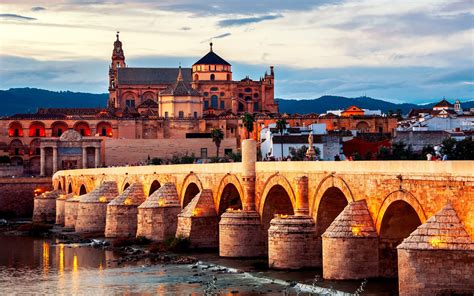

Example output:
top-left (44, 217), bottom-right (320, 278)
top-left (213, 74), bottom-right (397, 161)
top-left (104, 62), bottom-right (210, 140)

top-left (194, 50), bottom-right (230, 66)
top-left (398, 203), bottom-right (473, 251)
top-left (160, 80), bottom-right (201, 96)
top-left (37, 108), bottom-right (103, 115)
top-left (109, 183), bottom-right (145, 206)
top-left (178, 189), bottom-right (217, 217)
top-left (117, 67), bottom-right (192, 85)
top-left (322, 200), bottom-right (377, 238)
top-left (137, 99), bottom-right (158, 108)
top-left (138, 182), bottom-right (179, 208)
top-left (433, 98), bottom-right (454, 108)
top-left (79, 181), bottom-right (118, 203)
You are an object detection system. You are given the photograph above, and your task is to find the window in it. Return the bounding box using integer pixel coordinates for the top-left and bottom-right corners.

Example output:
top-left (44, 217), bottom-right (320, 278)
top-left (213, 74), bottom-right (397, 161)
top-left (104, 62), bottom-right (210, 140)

top-left (80, 129), bottom-right (85, 136)
top-left (126, 99), bottom-right (135, 108)
top-left (204, 92), bottom-right (209, 97)
top-left (35, 129), bottom-right (40, 137)
top-left (194, 74), bottom-right (199, 80)
top-left (227, 74), bottom-right (230, 81)
top-left (179, 111), bottom-right (184, 118)
top-left (245, 96), bottom-right (252, 101)
top-left (201, 148), bottom-right (208, 159)
top-left (254, 102), bottom-right (259, 112)
top-left (210, 87), bottom-right (218, 91)
top-left (15, 148), bottom-right (19, 155)
top-left (101, 128), bottom-right (107, 136)
top-left (224, 148), bottom-right (233, 155)
top-left (57, 128), bottom-right (63, 137)
top-left (220, 92), bottom-right (225, 97)
top-left (211, 95), bottom-right (218, 109)
top-left (238, 93), bottom-right (243, 98)
top-left (245, 88), bottom-right (252, 93)
top-left (230, 128), bottom-right (234, 133)
top-left (194, 112), bottom-right (198, 119)
top-left (204, 101), bottom-right (209, 110)
top-left (210, 74), bottom-right (215, 81)
top-left (165, 112), bottom-right (169, 118)
top-left (220, 101), bottom-right (225, 109)
top-left (35, 148), bottom-right (40, 155)
top-left (14, 129), bottom-right (19, 137)
top-left (253, 93), bottom-right (259, 98)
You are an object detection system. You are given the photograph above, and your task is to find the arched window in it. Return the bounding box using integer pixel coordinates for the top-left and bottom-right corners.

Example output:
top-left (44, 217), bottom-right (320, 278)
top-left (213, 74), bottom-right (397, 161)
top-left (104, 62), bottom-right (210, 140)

top-left (211, 95), bottom-right (218, 109)
top-left (29, 122), bottom-right (46, 137)
top-left (179, 111), bottom-right (184, 118)
top-left (244, 88), bottom-right (252, 93)
top-left (51, 121), bottom-right (69, 137)
top-left (96, 122), bottom-right (113, 137)
top-left (8, 122), bottom-right (23, 137)
top-left (210, 74), bottom-right (215, 81)
top-left (194, 74), bottom-right (199, 81)
top-left (74, 121), bottom-right (91, 136)
top-left (210, 87), bottom-right (218, 91)
top-left (253, 93), bottom-right (259, 98)
top-left (204, 101), bottom-right (209, 110)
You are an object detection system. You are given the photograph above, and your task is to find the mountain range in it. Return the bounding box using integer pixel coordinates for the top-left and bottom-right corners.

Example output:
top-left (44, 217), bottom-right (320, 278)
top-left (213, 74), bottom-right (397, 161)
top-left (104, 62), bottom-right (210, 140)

top-left (1, 88), bottom-right (473, 116)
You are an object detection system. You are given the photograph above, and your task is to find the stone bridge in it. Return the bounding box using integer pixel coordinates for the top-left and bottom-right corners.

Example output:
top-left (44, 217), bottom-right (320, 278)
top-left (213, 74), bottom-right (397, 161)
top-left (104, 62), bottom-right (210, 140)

top-left (35, 140), bottom-right (473, 295)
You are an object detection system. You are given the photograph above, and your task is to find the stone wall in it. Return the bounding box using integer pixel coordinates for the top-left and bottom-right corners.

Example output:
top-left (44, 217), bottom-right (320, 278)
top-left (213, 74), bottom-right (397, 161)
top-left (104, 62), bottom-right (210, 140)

top-left (398, 249), bottom-right (474, 295)
top-left (0, 166), bottom-right (23, 177)
top-left (0, 177), bottom-right (51, 218)
top-left (103, 138), bottom-right (237, 166)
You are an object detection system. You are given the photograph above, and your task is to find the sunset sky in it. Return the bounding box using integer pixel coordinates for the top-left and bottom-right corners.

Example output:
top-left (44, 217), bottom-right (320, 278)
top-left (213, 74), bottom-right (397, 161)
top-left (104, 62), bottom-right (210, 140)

top-left (0, 0), bottom-right (472, 103)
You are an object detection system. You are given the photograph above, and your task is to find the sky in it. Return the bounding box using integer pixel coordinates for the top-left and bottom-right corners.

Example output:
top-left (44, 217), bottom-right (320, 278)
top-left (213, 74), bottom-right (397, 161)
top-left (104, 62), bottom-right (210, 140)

top-left (0, 0), bottom-right (473, 104)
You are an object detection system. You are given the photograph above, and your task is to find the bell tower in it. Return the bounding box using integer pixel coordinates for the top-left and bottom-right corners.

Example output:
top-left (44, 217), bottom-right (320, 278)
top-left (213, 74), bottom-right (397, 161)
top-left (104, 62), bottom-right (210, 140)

top-left (108, 32), bottom-right (126, 108)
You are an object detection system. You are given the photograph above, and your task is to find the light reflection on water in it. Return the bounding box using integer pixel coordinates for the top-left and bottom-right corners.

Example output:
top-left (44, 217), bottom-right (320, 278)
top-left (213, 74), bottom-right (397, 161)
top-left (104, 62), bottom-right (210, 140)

top-left (0, 236), bottom-right (291, 295)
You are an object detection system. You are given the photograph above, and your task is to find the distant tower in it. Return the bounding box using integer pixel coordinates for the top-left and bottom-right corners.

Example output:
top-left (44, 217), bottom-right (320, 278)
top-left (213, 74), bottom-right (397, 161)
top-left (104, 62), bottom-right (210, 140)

top-left (108, 32), bottom-right (126, 108)
top-left (454, 99), bottom-right (462, 114)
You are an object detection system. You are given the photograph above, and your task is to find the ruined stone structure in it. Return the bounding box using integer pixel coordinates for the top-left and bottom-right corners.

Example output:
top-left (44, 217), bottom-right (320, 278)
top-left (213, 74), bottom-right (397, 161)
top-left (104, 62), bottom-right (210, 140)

top-left (36, 140), bottom-right (473, 293)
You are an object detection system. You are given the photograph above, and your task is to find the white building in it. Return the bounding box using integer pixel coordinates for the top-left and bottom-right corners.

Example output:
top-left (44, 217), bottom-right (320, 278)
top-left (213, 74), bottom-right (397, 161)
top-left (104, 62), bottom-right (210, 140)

top-left (260, 123), bottom-right (341, 160)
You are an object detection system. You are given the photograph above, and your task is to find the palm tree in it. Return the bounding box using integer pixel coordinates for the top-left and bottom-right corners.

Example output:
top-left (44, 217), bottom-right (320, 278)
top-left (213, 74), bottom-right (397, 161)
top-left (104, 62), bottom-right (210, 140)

top-left (211, 128), bottom-right (224, 158)
top-left (275, 118), bottom-right (287, 159)
top-left (242, 113), bottom-right (255, 139)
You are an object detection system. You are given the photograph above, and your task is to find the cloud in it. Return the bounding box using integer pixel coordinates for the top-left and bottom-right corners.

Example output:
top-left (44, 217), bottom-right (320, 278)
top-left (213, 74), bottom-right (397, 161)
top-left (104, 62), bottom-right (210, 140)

top-left (218, 14), bottom-right (282, 27)
top-left (31, 6), bottom-right (46, 12)
top-left (0, 14), bottom-right (36, 21)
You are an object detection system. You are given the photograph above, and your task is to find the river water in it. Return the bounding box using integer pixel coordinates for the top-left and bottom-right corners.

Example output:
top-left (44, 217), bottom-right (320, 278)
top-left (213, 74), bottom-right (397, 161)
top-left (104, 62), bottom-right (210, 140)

top-left (0, 236), bottom-right (397, 295)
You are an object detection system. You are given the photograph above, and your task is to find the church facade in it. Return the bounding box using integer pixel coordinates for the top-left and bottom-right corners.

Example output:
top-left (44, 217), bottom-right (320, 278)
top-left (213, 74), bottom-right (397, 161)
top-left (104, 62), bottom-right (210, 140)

top-left (108, 33), bottom-right (278, 116)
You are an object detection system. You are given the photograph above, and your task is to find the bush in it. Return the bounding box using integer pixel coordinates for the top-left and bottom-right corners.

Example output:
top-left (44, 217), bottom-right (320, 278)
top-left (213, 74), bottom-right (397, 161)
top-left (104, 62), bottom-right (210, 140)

top-left (0, 156), bottom-right (10, 164)
top-left (149, 157), bottom-right (162, 165)
top-left (163, 236), bottom-right (190, 252)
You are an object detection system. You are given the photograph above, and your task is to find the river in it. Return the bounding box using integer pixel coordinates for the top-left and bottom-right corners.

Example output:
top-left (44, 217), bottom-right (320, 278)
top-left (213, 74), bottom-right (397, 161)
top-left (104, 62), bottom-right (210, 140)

top-left (0, 236), bottom-right (397, 295)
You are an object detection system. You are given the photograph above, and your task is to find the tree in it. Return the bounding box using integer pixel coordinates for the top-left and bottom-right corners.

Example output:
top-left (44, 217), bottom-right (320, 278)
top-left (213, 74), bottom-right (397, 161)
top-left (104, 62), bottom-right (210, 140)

top-left (242, 113), bottom-right (255, 139)
top-left (275, 118), bottom-right (287, 159)
top-left (441, 137), bottom-right (456, 159)
top-left (289, 145), bottom-right (320, 161)
top-left (210, 128), bottom-right (224, 158)
top-left (452, 136), bottom-right (474, 160)
top-left (391, 141), bottom-right (407, 160)
top-left (377, 146), bottom-right (391, 160)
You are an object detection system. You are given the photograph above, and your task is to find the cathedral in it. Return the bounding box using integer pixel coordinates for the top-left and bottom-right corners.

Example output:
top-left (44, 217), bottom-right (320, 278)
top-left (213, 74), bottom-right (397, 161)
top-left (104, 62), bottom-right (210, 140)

top-left (108, 33), bottom-right (278, 116)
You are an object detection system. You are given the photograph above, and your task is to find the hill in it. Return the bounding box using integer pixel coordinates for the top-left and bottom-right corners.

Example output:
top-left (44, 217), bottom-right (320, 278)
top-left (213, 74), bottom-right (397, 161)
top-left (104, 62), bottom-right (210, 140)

top-left (0, 88), bottom-right (107, 116)
top-left (0, 88), bottom-right (472, 116)
top-left (277, 96), bottom-right (474, 114)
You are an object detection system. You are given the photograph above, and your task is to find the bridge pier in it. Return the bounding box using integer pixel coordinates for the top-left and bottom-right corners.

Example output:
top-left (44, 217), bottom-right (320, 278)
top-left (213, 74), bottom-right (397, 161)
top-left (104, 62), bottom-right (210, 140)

top-left (55, 193), bottom-right (70, 225)
top-left (220, 139), bottom-right (266, 257)
top-left (105, 183), bottom-right (145, 238)
top-left (137, 183), bottom-right (181, 241)
top-left (322, 200), bottom-right (379, 279)
top-left (33, 190), bottom-right (64, 223)
top-left (64, 196), bottom-right (80, 228)
top-left (75, 181), bottom-right (118, 233)
top-left (176, 189), bottom-right (218, 248)
top-left (397, 204), bottom-right (474, 296)
top-left (268, 176), bottom-right (319, 269)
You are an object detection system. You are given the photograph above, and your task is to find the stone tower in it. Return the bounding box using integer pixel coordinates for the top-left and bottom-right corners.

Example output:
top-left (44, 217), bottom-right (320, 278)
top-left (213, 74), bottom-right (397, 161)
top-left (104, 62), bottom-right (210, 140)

top-left (108, 32), bottom-right (126, 108)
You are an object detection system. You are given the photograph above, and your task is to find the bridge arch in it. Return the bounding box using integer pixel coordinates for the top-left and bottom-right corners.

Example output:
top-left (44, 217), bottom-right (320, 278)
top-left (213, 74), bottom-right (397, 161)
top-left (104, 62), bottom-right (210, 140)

top-left (180, 173), bottom-right (203, 208)
top-left (215, 174), bottom-right (244, 215)
top-left (78, 184), bottom-right (87, 195)
top-left (259, 174), bottom-right (296, 235)
top-left (375, 189), bottom-right (426, 233)
top-left (67, 182), bottom-right (73, 194)
top-left (148, 179), bottom-right (161, 196)
top-left (376, 190), bottom-right (426, 278)
top-left (311, 174), bottom-right (354, 220)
